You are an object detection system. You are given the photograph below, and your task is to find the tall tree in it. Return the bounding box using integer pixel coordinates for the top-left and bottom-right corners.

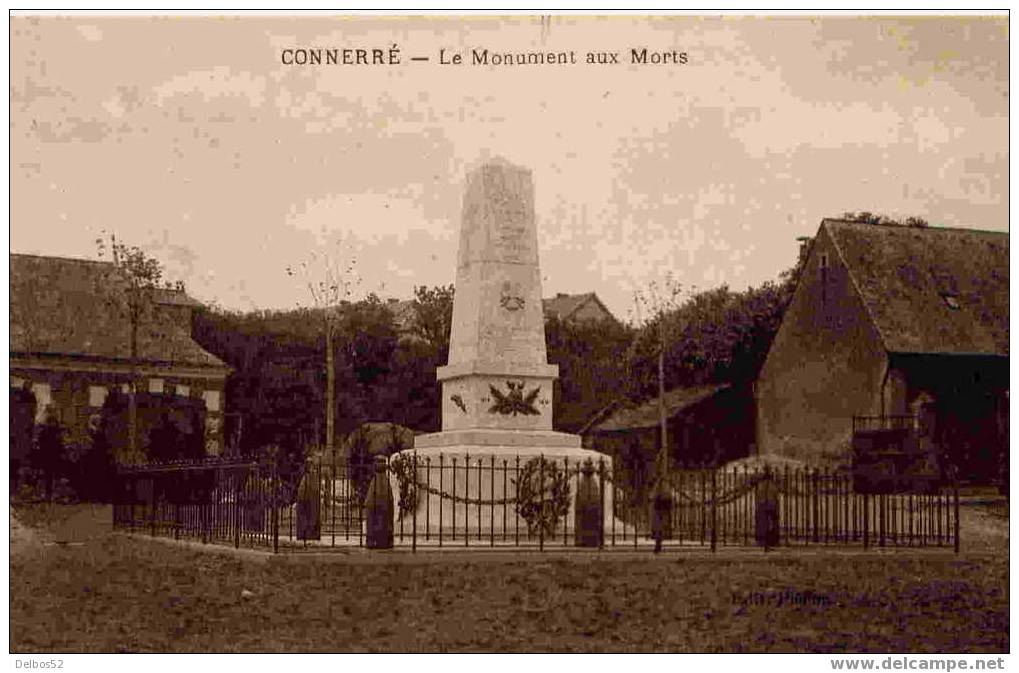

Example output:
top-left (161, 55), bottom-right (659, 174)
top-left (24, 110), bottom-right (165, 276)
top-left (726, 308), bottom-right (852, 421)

top-left (286, 242), bottom-right (360, 455)
top-left (841, 211), bottom-right (929, 228)
top-left (544, 314), bottom-right (633, 432)
top-left (95, 233), bottom-right (181, 462)
top-left (409, 284), bottom-right (454, 357)
top-left (629, 273), bottom-right (687, 476)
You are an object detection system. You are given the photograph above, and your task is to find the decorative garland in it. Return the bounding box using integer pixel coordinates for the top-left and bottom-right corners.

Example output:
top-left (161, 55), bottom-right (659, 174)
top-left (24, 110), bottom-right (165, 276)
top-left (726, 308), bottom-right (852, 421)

top-left (387, 455), bottom-right (573, 530)
top-left (388, 454), bottom-right (420, 520)
top-left (385, 457), bottom-right (841, 521)
top-left (513, 456), bottom-right (572, 537)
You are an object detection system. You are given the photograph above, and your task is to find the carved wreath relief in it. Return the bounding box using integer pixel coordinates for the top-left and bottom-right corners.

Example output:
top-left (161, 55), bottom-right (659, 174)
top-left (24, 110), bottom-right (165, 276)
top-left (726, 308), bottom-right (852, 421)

top-left (488, 380), bottom-right (541, 416)
top-left (499, 281), bottom-right (525, 312)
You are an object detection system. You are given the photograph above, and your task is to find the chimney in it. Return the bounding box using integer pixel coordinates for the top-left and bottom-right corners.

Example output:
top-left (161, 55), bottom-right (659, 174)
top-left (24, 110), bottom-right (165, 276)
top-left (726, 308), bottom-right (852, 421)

top-left (796, 236), bottom-right (812, 265)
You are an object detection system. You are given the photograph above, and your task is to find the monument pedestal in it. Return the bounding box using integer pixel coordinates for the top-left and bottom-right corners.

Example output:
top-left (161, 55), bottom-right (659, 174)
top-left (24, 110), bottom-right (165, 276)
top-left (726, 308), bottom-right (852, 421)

top-left (393, 433), bottom-right (617, 541)
top-left (388, 158), bottom-right (619, 543)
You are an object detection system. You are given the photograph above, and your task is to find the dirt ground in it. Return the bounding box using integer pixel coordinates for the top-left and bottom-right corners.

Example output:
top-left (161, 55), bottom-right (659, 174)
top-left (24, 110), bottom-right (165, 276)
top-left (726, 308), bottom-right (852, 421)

top-left (9, 501), bottom-right (1009, 653)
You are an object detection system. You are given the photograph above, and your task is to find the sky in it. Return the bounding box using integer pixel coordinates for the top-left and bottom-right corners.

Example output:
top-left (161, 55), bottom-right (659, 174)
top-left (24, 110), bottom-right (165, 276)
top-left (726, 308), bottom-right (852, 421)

top-left (9, 14), bottom-right (1009, 323)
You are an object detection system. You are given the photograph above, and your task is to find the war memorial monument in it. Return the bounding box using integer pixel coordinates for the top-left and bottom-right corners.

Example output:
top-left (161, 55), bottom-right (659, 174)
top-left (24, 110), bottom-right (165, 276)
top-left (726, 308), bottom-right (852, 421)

top-left (393, 158), bottom-right (613, 535)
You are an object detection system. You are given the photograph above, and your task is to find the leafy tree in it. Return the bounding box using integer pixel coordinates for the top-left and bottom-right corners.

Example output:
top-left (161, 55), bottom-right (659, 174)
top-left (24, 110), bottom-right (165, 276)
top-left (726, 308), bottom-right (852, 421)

top-left (628, 273), bottom-right (687, 478)
top-left (33, 408), bottom-right (66, 499)
top-left (95, 233), bottom-right (182, 462)
top-left (9, 386), bottom-right (36, 492)
top-left (75, 411), bottom-right (117, 502)
top-left (192, 294), bottom-right (401, 461)
top-left (192, 306), bottom-right (323, 459)
top-left (841, 212), bottom-right (929, 228)
top-left (544, 315), bottom-right (633, 432)
top-left (626, 264), bottom-right (801, 403)
top-left (408, 284), bottom-right (454, 357)
top-left (339, 294), bottom-right (398, 387)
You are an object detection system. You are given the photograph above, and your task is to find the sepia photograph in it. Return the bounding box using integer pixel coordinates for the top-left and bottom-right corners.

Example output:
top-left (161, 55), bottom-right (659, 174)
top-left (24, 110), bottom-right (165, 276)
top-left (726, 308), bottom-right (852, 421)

top-left (8, 10), bottom-right (1009, 659)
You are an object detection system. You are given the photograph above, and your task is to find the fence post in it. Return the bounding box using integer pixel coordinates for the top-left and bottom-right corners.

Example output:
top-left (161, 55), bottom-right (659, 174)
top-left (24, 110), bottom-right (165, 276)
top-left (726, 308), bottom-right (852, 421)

top-left (514, 455), bottom-right (520, 547)
top-left (599, 458), bottom-right (606, 549)
top-left (811, 469), bottom-right (820, 544)
top-left (365, 455), bottom-right (394, 550)
top-left (575, 459), bottom-right (602, 548)
top-left (490, 454), bottom-right (495, 548)
top-left (330, 451), bottom-right (336, 548)
top-left (563, 457), bottom-right (570, 548)
top-left (439, 454), bottom-right (444, 548)
top-left (879, 493), bottom-right (885, 548)
top-left (863, 491), bottom-right (870, 550)
top-left (953, 483), bottom-right (960, 554)
top-left (296, 462), bottom-right (321, 542)
top-left (710, 469), bottom-right (717, 553)
top-left (149, 476), bottom-right (156, 538)
top-left (412, 452), bottom-right (418, 554)
top-left (539, 454), bottom-right (545, 553)
top-left (234, 470), bottom-right (241, 549)
top-left (755, 467), bottom-right (779, 550)
top-left (271, 464), bottom-right (279, 554)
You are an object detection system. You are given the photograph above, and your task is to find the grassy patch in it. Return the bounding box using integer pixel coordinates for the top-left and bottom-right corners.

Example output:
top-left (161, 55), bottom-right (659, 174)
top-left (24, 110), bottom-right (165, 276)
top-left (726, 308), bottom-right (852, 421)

top-left (10, 505), bottom-right (1008, 653)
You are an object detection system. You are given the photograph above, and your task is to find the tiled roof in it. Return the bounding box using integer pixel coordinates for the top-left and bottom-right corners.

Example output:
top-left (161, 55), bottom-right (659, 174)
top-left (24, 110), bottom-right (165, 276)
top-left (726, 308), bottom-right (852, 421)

top-left (10, 253), bottom-right (227, 369)
top-left (589, 384), bottom-right (730, 432)
top-left (542, 292), bottom-right (615, 322)
top-left (824, 220), bottom-right (1009, 356)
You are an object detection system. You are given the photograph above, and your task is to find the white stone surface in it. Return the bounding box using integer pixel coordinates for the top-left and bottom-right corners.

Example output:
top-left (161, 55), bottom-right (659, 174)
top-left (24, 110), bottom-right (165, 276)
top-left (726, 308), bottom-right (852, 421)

top-left (394, 158), bottom-right (618, 538)
top-left (437, 159), bottom-right (557, 432)
top-left (392, 445), bottom-right (616, 538)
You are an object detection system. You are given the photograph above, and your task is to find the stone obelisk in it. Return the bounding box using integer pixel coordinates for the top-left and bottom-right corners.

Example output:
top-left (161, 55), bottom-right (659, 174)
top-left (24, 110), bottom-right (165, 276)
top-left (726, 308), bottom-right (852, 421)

top-left (394, 158), bottom-right (612, 536)
top-left (415, 158), bottom-right (586, 454)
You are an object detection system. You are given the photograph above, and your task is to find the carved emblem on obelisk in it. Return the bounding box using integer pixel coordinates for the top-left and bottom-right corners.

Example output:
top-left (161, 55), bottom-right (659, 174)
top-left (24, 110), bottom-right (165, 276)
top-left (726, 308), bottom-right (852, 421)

top-left (499, 281), bottom-right (525, 312)
top-left (488, 381), bottom-right (541, 416)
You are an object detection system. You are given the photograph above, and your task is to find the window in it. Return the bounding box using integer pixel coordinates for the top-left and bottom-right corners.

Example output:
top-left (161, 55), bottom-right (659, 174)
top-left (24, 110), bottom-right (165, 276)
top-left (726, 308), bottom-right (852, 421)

top-left (149, 378), bottom-right (165, 393)
top-left (942, 294), bottom-right (960, 310)
top-left (176, 384), bottom-right (190, 398)
top-left (88, 386), bottom-right (108, 407)
top-left (32, 383), bottom-right (52, 422)
top-left (203, 390), bottom-right (221, 412)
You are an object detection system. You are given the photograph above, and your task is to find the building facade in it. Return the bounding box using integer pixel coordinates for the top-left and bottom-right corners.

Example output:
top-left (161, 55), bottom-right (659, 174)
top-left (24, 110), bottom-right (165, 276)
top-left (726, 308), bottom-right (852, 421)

top-left (583, 384), bottom-right (755, 468)
top-left (10, 253), bottom-right (231, 466)
top-left (756, 220), bottom-right (1008, 483)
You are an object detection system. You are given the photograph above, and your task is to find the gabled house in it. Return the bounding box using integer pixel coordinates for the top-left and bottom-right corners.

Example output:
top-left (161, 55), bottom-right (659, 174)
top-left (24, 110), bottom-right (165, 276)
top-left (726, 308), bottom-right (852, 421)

top-left (9, 253), bottom-right (231, 466)
top-left (542, 292), bottom-right (616, 323)
top-left (582, 383), bottom-right (755, 469)
top-left (756, 220), bottom-right (1008, 484)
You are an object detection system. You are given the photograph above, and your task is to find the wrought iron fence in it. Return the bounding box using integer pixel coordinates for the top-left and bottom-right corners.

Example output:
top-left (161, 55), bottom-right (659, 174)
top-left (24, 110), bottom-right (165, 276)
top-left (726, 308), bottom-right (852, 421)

top-left (853, 415), bottom-right (920, 433)
top-left (113, 453), bottom-right (960, 553)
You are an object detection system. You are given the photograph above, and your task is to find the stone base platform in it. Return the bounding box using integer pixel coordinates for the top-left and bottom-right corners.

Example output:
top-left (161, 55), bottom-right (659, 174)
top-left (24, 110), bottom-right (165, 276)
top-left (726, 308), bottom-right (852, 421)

top-left (413, 428), bottom-right (583, 451)
top-left (388, 430), bottom-right (620, 540)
